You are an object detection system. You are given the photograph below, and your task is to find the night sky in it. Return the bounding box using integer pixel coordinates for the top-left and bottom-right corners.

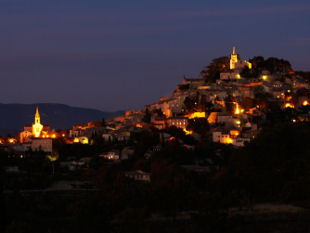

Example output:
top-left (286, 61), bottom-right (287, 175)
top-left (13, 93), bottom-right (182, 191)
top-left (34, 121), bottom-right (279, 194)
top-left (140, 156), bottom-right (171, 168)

top-left (0, 0), bottom-right (309, 111)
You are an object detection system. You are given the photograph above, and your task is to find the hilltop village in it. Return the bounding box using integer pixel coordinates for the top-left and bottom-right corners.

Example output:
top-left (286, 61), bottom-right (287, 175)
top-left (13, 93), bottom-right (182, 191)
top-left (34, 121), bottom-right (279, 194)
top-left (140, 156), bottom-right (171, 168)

top-left (1, 47), bottom-right (310, 153)
top-left (1, 47), bottom-right (310, 176)
top-left (67, 47), bottom-right (309, 146)
top-left (2, 48), bottom-right (310, 233)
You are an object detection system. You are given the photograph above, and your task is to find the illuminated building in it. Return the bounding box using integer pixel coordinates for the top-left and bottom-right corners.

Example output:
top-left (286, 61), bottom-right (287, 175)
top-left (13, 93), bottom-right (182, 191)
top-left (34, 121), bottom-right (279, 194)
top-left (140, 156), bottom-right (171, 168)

top-left (30, 138), bottom-right (53, 152)
top-left (207, 112), bottom-right (218, 124)
top-left (69, 121), bottom-right (105, 138)
top-left (212, 131), bottom-right (250, 147)
top-left (20, 107), bottom-right (50, 142)
top-left (32, 107), bottom-right (43, 138)
top-left (229, 47), bottom-right (252, 70)
top-left (166, 116), bottom-right (188, 129)
top-left (230, 47), bottom-right (238, 70)
top-left (186, 112), bottom-right (206, 119)
top-left (230, 130), bottom-right (240, 137)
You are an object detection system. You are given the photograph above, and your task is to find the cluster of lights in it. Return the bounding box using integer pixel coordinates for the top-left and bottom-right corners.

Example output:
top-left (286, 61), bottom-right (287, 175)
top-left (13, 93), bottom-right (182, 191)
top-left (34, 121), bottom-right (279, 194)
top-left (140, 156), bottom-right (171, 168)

top-left (41, 134), bottom-right (56, 139)
top-left (73, 137), bottom-right (89, 144)
top-left (234, 103), bottom-right (244, 115)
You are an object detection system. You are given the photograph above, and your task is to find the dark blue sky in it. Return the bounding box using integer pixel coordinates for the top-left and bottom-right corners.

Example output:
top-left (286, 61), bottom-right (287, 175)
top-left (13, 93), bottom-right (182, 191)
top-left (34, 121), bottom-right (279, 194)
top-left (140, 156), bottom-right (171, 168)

top-left (0, 0), bottom-right (309, 111)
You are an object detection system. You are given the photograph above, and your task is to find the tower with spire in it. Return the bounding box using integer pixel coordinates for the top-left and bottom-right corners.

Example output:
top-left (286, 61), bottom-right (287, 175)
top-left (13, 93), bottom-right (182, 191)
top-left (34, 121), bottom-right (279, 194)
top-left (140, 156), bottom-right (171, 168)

top-left (32, 106), bottom-right (43, 138)
top-left (35, 107), bottom-right (40, 124)
top-left (230, 46), bottom-right (239, 70)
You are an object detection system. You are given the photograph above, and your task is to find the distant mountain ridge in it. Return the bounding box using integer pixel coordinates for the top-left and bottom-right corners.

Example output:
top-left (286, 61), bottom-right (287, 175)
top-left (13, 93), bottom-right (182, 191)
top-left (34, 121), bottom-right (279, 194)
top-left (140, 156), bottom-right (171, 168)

top-left (0, 103), bottom-right (124, 135)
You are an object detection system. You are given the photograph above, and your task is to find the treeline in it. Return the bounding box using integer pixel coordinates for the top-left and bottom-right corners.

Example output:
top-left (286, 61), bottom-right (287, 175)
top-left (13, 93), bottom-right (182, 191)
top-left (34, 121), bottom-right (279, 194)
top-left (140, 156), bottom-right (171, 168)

top-left (200, 55), bottom-right (297, 83)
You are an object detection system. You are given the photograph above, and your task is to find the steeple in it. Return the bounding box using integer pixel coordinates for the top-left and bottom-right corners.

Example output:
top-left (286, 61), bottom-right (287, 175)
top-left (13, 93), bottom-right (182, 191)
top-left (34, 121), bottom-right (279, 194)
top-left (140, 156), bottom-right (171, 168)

top-left (230, 46), bottom-right (238, 70)
top-left (35, 106), bottom-right (40, 124)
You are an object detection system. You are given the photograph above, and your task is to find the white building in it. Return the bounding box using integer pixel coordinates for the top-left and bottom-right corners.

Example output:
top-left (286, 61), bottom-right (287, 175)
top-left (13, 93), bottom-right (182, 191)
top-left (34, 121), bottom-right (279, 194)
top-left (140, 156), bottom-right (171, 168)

top-left (30, 138), bottom-right (53, 152)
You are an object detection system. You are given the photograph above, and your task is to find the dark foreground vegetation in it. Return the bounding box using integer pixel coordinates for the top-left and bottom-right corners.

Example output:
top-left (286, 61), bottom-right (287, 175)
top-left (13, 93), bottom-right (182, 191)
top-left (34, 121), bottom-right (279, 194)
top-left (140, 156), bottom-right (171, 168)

top-left (1, 122), bottom-right (310, 233)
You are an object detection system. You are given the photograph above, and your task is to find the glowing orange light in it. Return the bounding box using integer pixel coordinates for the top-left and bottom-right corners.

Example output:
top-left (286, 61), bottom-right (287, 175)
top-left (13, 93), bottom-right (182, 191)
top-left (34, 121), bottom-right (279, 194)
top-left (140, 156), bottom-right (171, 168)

top-left (79, 137), bottom-right (89, 144)
top-left (32, 107), bottom-right (43, 138)
top-left (51, 134), bottom-right (56, 139)
top-left (223, 137), bottom-right (233, 144)
top-left (62, 134), bottom-right (65, 137)
top-left (8, 138), bottom-right (16, 144)
top-left (230, 130), bottom-right (240, 137)
top-left (234, 103), bottom-right (241, 115)
top-left (302, 100), bottom-right (309, 106)
top-left (183, 129), bottom-right (193, 135)
top-left (136, 123), bottom-right (143, 128)
top-left (168, 137), bottom-right (176, 141)
top-left (284, 103), bottom-right (294, 108)
top-left (166, 109), bottom-right (172, 118)
top-left (73, 137), bottom-right (79, 143)
top-left (186, 112), bottom-right (206, 119)
top-left (261, 75), bottom-right (268, 81)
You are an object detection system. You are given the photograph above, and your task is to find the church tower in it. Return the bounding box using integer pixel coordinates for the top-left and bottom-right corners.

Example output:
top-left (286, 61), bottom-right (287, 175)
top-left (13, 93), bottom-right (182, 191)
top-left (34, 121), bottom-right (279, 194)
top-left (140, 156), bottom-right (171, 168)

top-left (230, 46), bottom-right (239, 70)
top-left (32, 107), bottom-right (43, 138)
top-left (35, 107), bottom-right (40, 124)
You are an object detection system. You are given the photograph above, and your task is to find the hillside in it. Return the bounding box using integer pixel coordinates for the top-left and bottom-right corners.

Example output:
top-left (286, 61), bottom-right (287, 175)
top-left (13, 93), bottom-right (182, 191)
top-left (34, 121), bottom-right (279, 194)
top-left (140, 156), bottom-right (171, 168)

top-left (0, 103), bottom-right (123, 135)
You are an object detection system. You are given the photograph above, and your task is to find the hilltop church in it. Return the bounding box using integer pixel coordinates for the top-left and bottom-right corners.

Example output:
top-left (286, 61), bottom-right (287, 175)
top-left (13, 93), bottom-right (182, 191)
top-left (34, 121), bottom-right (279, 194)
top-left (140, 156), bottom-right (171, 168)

top-left (20, 107), bottom-right (50, 142)
top-left (229, 46), bottom-right (252, 70)
top-left (220, 47), bottom-right (252, 81)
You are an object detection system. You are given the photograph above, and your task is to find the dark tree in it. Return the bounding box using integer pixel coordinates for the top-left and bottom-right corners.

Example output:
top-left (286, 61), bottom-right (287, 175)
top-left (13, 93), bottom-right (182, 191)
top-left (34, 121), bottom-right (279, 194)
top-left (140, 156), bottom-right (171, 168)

top-left (186, 118), bottom-right (210, 138)
top-left (101, 117), bottom-right (106, 127)
top-left (142, 108), bottom-right (151, 123)
top-left (242, 97), bottom-right (255, 110)
top-left (200, 56), bottom-right (230, 83)
top-left (0, 151), bottom-right (7, 231)
top-left (224, 95), bottom-right (236, 113)
top-left (295, 71), bottom-right (310, 82)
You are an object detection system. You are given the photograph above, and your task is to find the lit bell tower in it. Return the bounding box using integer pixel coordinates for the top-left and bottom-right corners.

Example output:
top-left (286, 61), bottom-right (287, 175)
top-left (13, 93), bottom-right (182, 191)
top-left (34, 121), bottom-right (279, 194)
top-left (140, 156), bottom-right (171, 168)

top-left (32, 107), bottom-right (43, 138)
top-left (230, 46), bottom-right (239, 70)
